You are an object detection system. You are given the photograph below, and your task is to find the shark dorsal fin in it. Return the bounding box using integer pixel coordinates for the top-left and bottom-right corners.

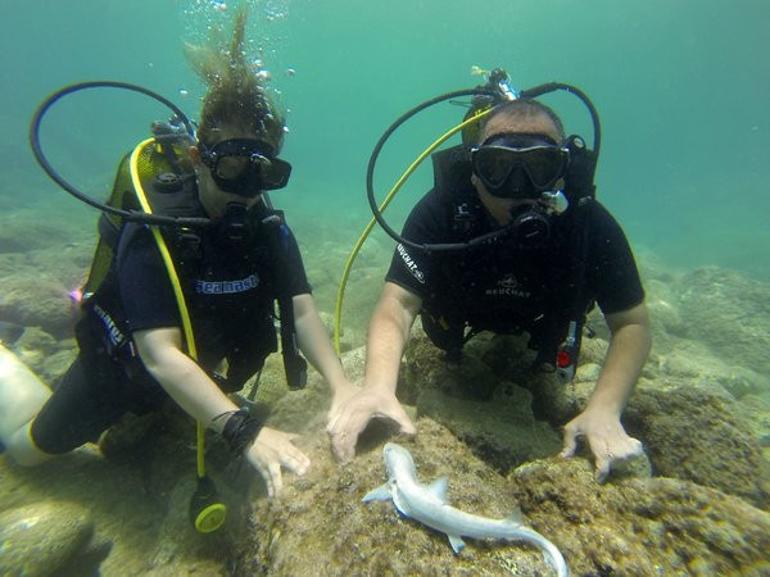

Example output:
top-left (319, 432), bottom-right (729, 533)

top-left (427, 476), bottom-right (449, 503)
top-left (507, 505), bottom-right (524, 525)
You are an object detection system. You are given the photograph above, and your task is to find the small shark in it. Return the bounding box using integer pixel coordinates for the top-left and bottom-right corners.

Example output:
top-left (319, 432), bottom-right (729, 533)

top-left (363, 443), bottom-right (569, 577)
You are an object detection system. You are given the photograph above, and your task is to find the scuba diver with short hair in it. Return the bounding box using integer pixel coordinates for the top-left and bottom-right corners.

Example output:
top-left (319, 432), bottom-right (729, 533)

top-left (328, 94), bottom-right (651, 483)
top-left (2, 7), bottom-right (354, 499)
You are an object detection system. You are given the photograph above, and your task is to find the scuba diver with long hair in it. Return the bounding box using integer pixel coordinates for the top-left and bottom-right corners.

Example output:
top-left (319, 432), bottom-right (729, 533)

top-left (2, 7), bottom-right (354, 500)
top-left (328, 87), bottom-right (651, 483)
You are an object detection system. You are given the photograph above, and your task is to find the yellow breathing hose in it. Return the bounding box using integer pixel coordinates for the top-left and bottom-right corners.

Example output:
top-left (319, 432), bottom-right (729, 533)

top-left (128, 138), bottom-right (207, 479)
top-left (332, 107), bottom-right (493, 354)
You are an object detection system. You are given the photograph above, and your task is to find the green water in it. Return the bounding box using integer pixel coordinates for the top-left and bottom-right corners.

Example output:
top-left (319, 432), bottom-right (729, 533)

top-left (2, 0), bottom-right (768, 277)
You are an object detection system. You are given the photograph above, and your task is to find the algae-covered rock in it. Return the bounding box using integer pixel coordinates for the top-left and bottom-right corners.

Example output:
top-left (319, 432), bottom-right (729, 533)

top-left (624, 384), bottom-right (769, 508)
top-left (399, 331), bottom-right (564, 472)
top-left (0, 501), bottom-right (93, 577)
top-left (238, 418), bottom-right (561, 577)
top-left (417, 386), bottom-right (561, 473)
top-left (0, 271), bottom-right (73, 338)
top-left (510, 458), bottom-right (770, 577)
top-left (266, 345), bottom-right (367, 434)
top-left (147, 476), bottom-right (237, 577)
top-left (234, 416), bottom-right (770, 577)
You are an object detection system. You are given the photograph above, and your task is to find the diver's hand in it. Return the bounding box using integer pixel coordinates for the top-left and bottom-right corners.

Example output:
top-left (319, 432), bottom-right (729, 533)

top-left (329, 380), bottom-right (359, 417)
top-left (326, 387), bottom-right (416, 464)
top-left (560, 408), bottom-right (644, 483)
top-left (244, 427), bottom-right (310, 498)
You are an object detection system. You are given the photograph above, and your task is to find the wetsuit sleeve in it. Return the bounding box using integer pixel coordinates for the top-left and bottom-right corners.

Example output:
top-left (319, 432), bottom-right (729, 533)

top-left (277, 223), bottom-right (312, 296)
top-left (117, 226), bottom-right (181, 332)
top-left (384, 190), bottom-right (446, 299)
top-left (585, 202), bottom-right (645, 315)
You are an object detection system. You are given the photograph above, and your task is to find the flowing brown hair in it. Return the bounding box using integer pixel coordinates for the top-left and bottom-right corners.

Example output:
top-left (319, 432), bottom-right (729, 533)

top-left (184, 6), bottom-right (285, 153)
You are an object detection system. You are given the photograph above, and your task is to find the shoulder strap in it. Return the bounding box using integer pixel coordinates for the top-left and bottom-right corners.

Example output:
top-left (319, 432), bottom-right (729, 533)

top-left (259, 209), bottom-right (308, 390)
top-left (546, 198), bottom-right (595, 381)
top-left (431, 144), bottom-right (484, 237)
top-left (564, 135), bottom-right (598, 203)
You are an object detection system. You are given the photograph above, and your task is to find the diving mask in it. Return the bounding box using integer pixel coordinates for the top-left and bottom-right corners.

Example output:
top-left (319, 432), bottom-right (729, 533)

top-left (471, 133), bottom-right (568, 199)
top-left (199, 138), bottom-right (292, 197)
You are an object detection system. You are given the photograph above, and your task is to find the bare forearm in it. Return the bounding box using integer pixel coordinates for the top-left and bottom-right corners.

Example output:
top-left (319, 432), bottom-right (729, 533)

top-left (365, 294), bottom-right (418, 394)
top-left (142, 346), bottom-right (238, 433)
top-left (292, 294), bottom-right (347, 393)
top-left (588, 321), bottom-right (651, 416)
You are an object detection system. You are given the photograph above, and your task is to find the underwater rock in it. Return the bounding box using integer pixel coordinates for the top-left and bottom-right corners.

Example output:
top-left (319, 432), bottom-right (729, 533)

top-left (405, 331), bottom-right (505, 401)
top-left (8, 327), bottom-right (70, 384)
top-left (40, 344), bottom-right (77, 384)
top-left (648, 336), bottom-right (770, 401)
top-left (238, 418), bottom-right (564, 577)
top-left (645, 277), bottom-right (689, 342)
top-left (400, 331), bottom-right (567, 473)
top-left (733, 393), bottom-right (770, 453)
top-left (266, 345), bottom-right (368, 434)
top-left (510, 458), bottom-right (770, 577)
top-left (678, 266), bottom-right (770, 375)
top-left (578, 334), bottom-right (609, 366)
top-left (147, 476), bottom-right (234, 577)
top-left (0, 501), bottom-right (94, 577)
top-left (624, 383), bottom-right (769, 508)
top-left (0, 270), bottom-right (72, 338)
top-left (711, 366), bottom-right (769, 399)
top-left (574, 361), bottom-right (602, 383)
top-left (0, 233), bottom-right (89, 340)
top-left (235, 416), bottom-right (770, 577)
top-left (417, 386), bottom-right (561, 473)
top-left (97, 411), bottom-right (164, 461)
top-left (404, 329), bottom-right (590, 429)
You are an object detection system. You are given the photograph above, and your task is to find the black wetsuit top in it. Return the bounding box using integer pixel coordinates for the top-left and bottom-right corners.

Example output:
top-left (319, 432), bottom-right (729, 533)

top-left (385, 187), bottom-right (644, 349)
top-left (116, 219), bottom-right (310, 377)
top-left (32, 209), bottom-right (310, 454)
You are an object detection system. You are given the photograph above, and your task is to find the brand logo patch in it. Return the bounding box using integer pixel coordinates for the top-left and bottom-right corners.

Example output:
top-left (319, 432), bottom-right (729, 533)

top-left (396, 243), bottom-right (425, 284)
top-left (93, 303), bottom-right (126, 347)
top-left (485, 273), bottom-right (531, 298)
top-left (194, 273), bottom-right (259, 295)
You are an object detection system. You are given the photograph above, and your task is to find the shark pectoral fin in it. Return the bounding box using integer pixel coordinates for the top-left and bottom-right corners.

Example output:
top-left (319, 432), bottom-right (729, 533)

top-left (427, 476), bottom-right (449, 503)
top-left (447, 534), bottom-right (466, 554)
top-left (362, 484), bottom-right (392, 503)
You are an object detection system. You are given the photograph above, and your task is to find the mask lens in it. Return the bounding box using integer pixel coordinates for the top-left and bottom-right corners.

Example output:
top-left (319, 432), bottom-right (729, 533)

top-left (519, 147), bottom-right (566, 187)
top-left (472, 140), bottom-right (568, 196)
top-left (260, 157), bottom-right (292, 190)
top-left (215, 155), bottom-right (251, 180)
top-left (473, 147), bottom-right (516, 189)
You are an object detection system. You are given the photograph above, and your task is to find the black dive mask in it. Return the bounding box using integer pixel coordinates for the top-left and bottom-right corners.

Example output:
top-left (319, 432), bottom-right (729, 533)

top-left (199, 138), bottom-right (292, 198)
top-left (471, 133), bottom-right (569, 199)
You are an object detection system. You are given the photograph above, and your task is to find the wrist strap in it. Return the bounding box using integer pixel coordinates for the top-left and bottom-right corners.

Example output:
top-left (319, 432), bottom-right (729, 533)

top-left (220, 409), bottom-right (263, 455)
